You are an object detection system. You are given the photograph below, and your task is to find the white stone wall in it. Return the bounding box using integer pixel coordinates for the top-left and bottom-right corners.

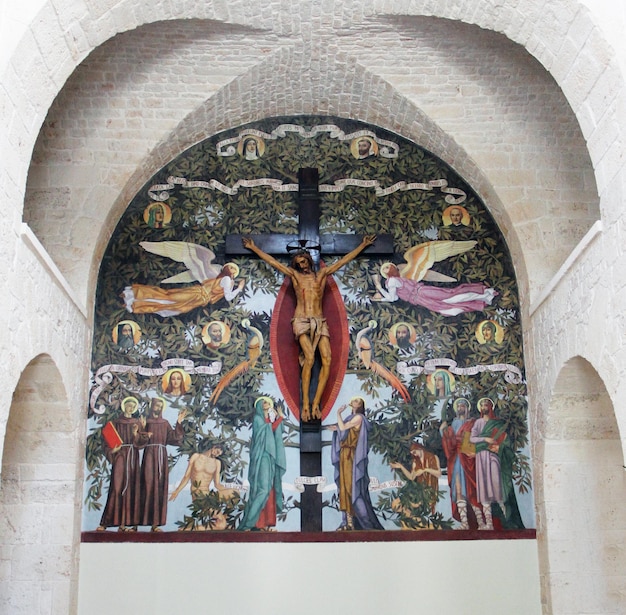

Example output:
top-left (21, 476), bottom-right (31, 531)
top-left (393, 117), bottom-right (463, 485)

top-left (1, 0), bottom-right (626, 613)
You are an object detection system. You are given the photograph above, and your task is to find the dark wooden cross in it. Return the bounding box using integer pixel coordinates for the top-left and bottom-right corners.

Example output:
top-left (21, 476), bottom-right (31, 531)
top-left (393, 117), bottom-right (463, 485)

top-left (225, 168), bottom-right (393, 531)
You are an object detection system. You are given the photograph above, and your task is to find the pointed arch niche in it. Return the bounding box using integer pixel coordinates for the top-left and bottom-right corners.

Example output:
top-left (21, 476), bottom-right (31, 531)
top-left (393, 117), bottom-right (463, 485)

top-left (543, 357), bottom-right (626, 613)
top-left (0, 355), bottom-right (77, 614)
top-left (83, 115), bottom-right (535, 539)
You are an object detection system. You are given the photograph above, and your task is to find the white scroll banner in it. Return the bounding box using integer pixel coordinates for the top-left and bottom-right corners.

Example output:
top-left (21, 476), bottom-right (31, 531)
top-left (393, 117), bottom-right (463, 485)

top-left (221, 482), bottom-right (248, 493)
top-left (319, 177), bottom-right (466, 204)
top-left (147, 175), bottom-right (298, 201)
top-left (368, 477), bottom-right (405, 491)
top-left (147, 175), bottom-right (466, 205)
top-left (90, 358), bottom-right (222, 414)
top-left (287, 476), bottom-right (404, 494)
top-left (291, 476), bottom-right (329, 493)
top-left (215, 123), bottom-right (400, 158)
top-left (396, 358), bottom-right (524, 384)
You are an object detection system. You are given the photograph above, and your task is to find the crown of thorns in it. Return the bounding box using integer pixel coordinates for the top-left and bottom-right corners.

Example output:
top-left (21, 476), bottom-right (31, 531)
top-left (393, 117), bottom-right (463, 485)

top-left (286, 239), bottom-right (321, 254)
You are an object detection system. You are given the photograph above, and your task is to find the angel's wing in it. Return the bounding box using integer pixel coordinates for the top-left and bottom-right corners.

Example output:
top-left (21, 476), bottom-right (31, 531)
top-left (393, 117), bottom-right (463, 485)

top-left (139, 241), bottom-right (222, 283)
top-left (399, 240), bottom-right (477, 282)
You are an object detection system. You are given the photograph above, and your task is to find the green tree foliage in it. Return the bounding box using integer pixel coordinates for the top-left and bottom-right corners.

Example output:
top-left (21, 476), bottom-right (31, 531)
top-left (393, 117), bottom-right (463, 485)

top-left (86, 116), bottom-right (531, 531)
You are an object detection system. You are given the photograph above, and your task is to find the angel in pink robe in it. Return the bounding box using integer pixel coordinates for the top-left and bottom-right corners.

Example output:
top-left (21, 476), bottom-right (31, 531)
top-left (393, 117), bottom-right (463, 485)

top-left (372, 240), bottom-right (497, 316)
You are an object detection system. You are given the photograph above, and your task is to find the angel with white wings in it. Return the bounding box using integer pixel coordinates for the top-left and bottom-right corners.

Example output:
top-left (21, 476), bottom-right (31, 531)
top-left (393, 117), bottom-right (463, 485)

top-left (123, 241), bottom-right (244, 317)
top-left (372, 240), bottom-right (497, 316)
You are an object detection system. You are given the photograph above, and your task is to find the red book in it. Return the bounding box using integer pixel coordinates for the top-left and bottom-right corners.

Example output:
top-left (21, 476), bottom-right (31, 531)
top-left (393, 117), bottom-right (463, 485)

top-left (102, 422), bottom-right (123, 449)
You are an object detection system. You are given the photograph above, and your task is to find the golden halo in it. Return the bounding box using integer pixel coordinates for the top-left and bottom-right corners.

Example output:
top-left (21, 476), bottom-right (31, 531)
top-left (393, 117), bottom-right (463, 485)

top-left (389, 321), bottom-right (417, 346)
top-left (161, 369), bottom-right (192, 394)
top-left (380, 262), bottom-right (395, 279)
top-left (113, 320), bottom-right (142, 345)
top-left (142, 202), bottom-right (172, 226)
top-left (121, 396), bottom-right (139, 413)
top-left (224, 262), bottom-right (240, 278)
top-left (442, 205), bottom-right (470, 226)
top-left (476, 319), bottom-right (504, 344)
top-left (350, 136), bottom-right (379, 158)
top-left (202, 320), bottom-right (231, 347)
top-left (237, 134), bottom-right (265, 158)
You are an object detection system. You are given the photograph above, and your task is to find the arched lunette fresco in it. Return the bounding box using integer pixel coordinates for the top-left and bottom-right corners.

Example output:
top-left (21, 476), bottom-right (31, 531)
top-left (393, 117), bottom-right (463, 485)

top-left (84, 116), bottom-right (533, 535)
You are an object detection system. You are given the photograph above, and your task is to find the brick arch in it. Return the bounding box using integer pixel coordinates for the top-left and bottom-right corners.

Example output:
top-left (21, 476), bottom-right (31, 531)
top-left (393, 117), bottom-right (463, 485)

top-left (4, 0), bottom-right (619, 202)
top-left (24, 13), bottom-right (600, 307)
top-left (0, 353), bottom-right (78, 614)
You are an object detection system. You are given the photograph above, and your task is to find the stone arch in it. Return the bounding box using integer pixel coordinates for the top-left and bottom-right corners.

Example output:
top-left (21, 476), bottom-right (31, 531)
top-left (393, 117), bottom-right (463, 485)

top-left (540, 355), bottom-right (626, 613)
top-left (4, 1), bottom-right (618, 203)
top-left (0, 354), bottom-right (79, 614)
top-left (22, 13), bottom-right (599, 309)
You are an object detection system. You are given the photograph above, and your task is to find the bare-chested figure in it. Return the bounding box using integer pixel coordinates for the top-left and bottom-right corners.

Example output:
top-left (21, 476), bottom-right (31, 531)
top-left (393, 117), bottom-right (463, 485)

top-left (169, 444), bottom-right (234, 502)
top-left (243, 234), bottom-right (376, 421)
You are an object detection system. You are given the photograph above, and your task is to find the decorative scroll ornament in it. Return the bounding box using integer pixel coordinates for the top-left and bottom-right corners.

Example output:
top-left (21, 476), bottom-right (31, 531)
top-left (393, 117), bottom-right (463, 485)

top-left (292, 476), bottom-right (329, 493)
top-left (90, 358), bottom-right (222, 413)
top-left (397, 358), bottom-right (524, 384)
top-left (289, 476), bottom-right (404, 494)
top-left (215, 123), bottom-right (400, 158)
top-left (148, 175), bottom-right (466, 205)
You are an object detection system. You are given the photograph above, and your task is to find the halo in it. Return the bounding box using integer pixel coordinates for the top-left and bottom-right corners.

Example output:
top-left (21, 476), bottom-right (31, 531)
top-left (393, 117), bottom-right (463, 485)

top-left (224, 262), bottom-right (239, 278)
top-left (442, 204), bottom-right (470, 226)
top-left (453, 397), bottom-right (471, 412)
top-left (476, 319), bottom-right (504, 344)
top-left (113, 320), bottom-right (142, 345)
top-left (121, 396), bottom-right (139, 413)
top-left (202, 320), bottom-right (231, 347)
top-left (161, 369), bottom-right (192, 394)
top-left (237, 134), bottom-right (265, 158)
top-left (380, 262), bottom-right (395, 279)
top-left (389, 321), bottom-right (417, 346)
top-left (142, 202), bottom-right (172, 226)
top-left (254, 395), bottom-right (274, 408)
top-left (350, 135), bottom-right (379, 158)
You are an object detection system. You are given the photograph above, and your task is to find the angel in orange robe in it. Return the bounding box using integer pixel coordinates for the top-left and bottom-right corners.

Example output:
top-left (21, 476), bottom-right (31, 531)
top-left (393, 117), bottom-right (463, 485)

top-left (123, 241), bottom-right (244, 317)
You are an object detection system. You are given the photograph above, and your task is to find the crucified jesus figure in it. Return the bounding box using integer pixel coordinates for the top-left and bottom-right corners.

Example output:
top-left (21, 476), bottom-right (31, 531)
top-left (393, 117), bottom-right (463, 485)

top-left (243, 234), bottom-right (376, 421)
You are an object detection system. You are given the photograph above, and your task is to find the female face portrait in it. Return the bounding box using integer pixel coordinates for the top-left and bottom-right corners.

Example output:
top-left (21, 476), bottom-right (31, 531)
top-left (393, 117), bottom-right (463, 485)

top-left (427, 370), bottom-right (455, 397)
top-left (476, 320), bottom-right (503, 345)
top-left (162, 369), bottom-right (190, 396)
top-left (238, 135), bottom-right (265, 160)
top-left (143, 202), bottom-right (171, 228)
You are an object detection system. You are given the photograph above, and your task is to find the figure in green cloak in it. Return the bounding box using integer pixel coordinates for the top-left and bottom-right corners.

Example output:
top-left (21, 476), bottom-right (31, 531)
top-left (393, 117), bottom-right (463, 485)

top-left (239, 397), bottom-right (287, 531)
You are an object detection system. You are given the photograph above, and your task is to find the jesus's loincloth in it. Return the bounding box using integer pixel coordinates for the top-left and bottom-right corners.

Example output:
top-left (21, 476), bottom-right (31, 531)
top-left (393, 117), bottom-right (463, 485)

top-left (292, 316), bottom-right (330, 352)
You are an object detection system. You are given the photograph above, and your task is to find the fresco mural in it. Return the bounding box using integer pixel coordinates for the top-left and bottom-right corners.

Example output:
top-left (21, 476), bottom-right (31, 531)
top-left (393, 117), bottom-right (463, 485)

top-left (83, 116), bottom-right (534, 537)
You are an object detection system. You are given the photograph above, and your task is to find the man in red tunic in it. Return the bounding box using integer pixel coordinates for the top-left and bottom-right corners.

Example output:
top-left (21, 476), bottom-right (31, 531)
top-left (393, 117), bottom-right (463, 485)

top-left (440, 398), bottom-right (481, 529)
